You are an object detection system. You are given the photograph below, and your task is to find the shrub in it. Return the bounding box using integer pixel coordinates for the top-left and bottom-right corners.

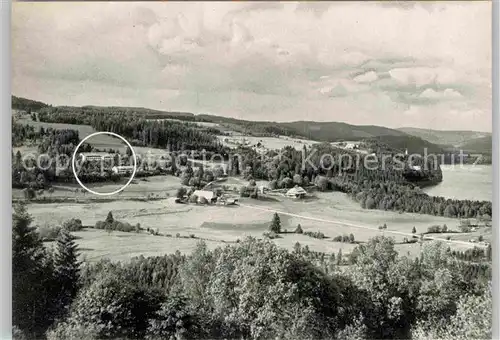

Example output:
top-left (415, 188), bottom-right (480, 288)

top-left (95, 221), bottom-right (106, 229)
top-left (427, 225), bottom-right (442, 233)
top-left (303, 231), bottom-right (326, 239)
top-left (263, 232), bottom-right (280, 239)
top-left (37, 225), bottom-right (61, 241)
top-left (62, 218), bottom-right (83, 232)
top-left (176, 187), bottom-right (187, 199)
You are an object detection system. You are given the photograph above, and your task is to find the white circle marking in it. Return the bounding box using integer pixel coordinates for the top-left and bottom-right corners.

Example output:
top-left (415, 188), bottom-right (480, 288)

top-left (71, 131), bottom-right (137, 196)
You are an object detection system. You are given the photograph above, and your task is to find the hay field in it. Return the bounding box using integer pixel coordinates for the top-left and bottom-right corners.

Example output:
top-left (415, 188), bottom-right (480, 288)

top-left (24, 186), bottom-right (482, 262)
top-left (45, 229), bottom-right (224, 263)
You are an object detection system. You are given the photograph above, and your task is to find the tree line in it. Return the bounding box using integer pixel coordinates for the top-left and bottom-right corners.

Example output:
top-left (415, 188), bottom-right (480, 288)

top-left (37, 108), bottom-right (226, 153)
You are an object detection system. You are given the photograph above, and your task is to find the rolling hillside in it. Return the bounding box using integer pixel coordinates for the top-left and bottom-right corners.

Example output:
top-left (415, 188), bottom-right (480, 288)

top-left (13, 95), bottom-right (463, 154)
top-left (398, 127), bottom-right (491, 147)
top-left (280, 121), bottom-right (408, 142)
top-left (363, 135), bottom-right (446, 155)
top-left (458, 136), bottom-right (492, 153)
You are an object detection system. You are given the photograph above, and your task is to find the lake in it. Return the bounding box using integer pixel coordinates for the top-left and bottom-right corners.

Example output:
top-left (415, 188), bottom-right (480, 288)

top-left (423, 165), bottom-right (492, 202)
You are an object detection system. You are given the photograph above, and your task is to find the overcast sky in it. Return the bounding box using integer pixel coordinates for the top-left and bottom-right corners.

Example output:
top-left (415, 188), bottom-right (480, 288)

top-left (12, 1), bottom-right (492, 131)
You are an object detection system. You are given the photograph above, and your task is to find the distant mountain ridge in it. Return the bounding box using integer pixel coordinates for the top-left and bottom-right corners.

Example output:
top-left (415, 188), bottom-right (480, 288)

top-left (10, 95), bottom-right (458, 153)
top-left (398, 127), bottom-right (491, 148)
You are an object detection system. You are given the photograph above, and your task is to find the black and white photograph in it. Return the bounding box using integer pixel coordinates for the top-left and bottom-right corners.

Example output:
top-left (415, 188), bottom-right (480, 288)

top-left (11, 1), bottom-right (493, 339)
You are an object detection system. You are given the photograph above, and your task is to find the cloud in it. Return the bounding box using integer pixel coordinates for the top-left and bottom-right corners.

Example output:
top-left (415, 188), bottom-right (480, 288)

top-left (11, 2), bottom-right (492, 131)
top-left (419, 88), bottom-right (463, 99)
top-left (353, 71), bottom-right (378, 83)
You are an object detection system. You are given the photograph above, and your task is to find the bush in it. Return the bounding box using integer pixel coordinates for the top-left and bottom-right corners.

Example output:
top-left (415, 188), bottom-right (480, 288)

top-left (95, 221), bottom-right (106, 229)
top-left (332, 234), bottom-right (355, 243)
top-left (62, 218), bottom-right (83, 232)
top-left (37, 225), bottom-right (61, 241)
top-left (263, 231), bottom-right (280, 239)
top-left (176, 187), bottom-right (187, 199)
top-left (427, 225), bottom-right (442, 233)
top-left (303, 231), bottom-right (326, 239)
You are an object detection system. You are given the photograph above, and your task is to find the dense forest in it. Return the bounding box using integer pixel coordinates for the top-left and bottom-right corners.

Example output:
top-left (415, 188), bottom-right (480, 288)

top-left (37, 107), bottom-right (225, 153)
top-left (12, 204), bottom-right (491, 340)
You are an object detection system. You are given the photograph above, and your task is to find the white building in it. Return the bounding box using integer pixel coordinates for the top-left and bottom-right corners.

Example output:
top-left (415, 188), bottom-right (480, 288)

top-left (80, 152), bottom-right (113, 163)
top-left (192, 190), bottom-right (217, 203)
top-left (285, 186), bottom-right (307, 199)
top-left (111, 166), bottom-right (135, 175)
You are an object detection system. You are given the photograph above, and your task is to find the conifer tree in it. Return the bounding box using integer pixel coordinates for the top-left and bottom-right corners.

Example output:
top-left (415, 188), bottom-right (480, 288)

top-left (12, 203), bottom-right (57, 337)
top-left (269, 213), bottom-right (281, 233)
top-left (106, 211), bottom-right (114, 224)
top-left (54, 228), bottom-right (81, 316)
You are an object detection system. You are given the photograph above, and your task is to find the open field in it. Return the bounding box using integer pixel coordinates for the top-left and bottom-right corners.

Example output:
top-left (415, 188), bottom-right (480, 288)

top-left (13, 175), bottom-right (182, 199)
top-left (45, 229), bottom-right (224, 262)
top-left (13, 117), bottom-right (490, 261)
top-left (24, 181), bottom-right (488, 261)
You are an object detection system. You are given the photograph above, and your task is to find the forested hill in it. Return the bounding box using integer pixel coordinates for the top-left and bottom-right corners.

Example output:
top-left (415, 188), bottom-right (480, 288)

top-left (280, 121), bottom-right (408, 141)
top-left (197, 115), bottom-right (410, 142)
top-left (12, 95), bottom-right (451, 151)
top-left (12, 96), bottom-right (50, 112)
top-left (458, 136), bottom-right (493, 154)
top-left (363, 135), bottom-right (447, 155)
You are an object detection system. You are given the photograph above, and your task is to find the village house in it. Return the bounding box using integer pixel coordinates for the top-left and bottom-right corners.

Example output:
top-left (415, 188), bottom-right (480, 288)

top-left (285, 186), bottom-right (307, 199)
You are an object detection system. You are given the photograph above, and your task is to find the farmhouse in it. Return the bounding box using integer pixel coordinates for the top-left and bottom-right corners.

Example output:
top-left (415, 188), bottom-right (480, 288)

top-left (285, 186), bottom-right (307, 199)
top-left (192, 190), bottom-right (217, 204)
